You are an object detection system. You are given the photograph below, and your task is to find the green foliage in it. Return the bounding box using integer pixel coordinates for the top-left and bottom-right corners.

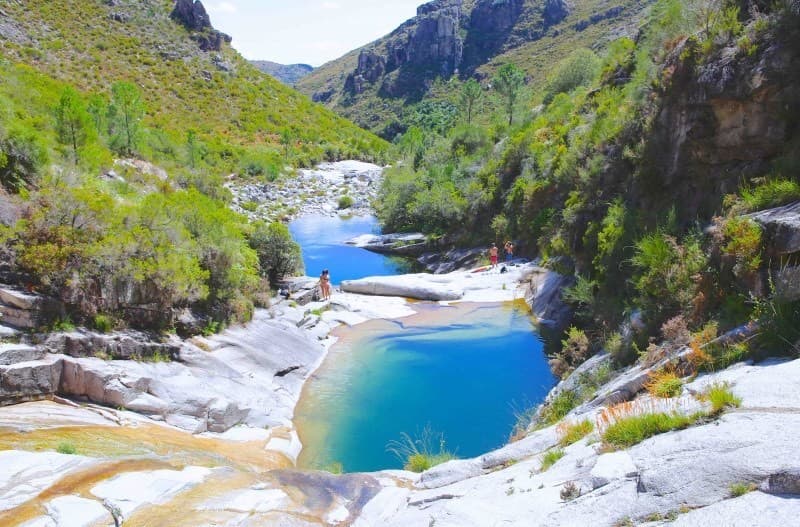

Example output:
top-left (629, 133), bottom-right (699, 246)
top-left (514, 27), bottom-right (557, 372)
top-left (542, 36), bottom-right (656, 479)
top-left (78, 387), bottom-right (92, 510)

top-left (562, 276), bottom-right (597, 310)
top-left (558, 420), bottom-right (594, 447)
top-left (721, 217), bottom-right (762, 275)
top-left (337, 195), bottom-right (354, 209)
top-left (740, 178), bottom-right (800, 211)
top-left (593, 199), bottom-right (627, 277)
top-left (540, 448), bottom-right (565, 471)
top-left (55, 87), bottom-right (92, 164)
top-left (539, 389), bottom-right (580, 426)
top-left (602, 412), bottom-right (701, 449)
top-left (704, 382), bottom-right (742, 414)
top-left (450, 124), bottom-right (489, 156)
top-left (645, 370), bottom-right (684, 398)
top-left (729, 482), bottom-right (757, 497)
top-left (248, 221), bottom-right (303, 286)
top-left (93, 314), bottom-right (114, 333)
top-left (108, 81), bottom-right (144, 155)
top-left (543, 48), bottom-right (600, 104)
top-left (460, 79), bottom-right (483, 124)
top-left (493, 63), bottom-right (526, 126)
top-left (550, 327), bottom-right (591, 378)
top-left (387, 426), bottom-right (456, 473)
top-left (631, 233), bottom-right (707, 326)
top-left (56, 441), bottom-right (77, 455)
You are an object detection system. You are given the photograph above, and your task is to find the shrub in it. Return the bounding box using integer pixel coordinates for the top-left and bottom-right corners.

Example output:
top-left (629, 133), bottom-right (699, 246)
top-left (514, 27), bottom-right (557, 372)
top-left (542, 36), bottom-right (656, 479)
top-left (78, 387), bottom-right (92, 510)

top-left (560, 481), bottom-right (581, 501)
top-left (602, 412), bottom-right (700, 449)
top-left (337, 195), bottom-right (354, 209)
top-left (557, 419), bottom-right (594, 446)
top-left (450, 124), bottom-right (489, 156)
top-left (551, 327), bottom-right (591, 378)
top-left (661, 315), bottom-right (690, 346)
top-left (540, 448), bottom-right (565, 471)
top-left (93, 314), bottom-right (114, 333)
top-left (543, 48), bottom-right (600, 104)
top-left (645, 370), bottom-right (684, 398)
top-left (387, 426), bottom-right (456, 473)
top-left (729, 482), bottom-right (757, 497)
top-left (539, 390), bottom-right (580, 426)
top-left (721, 217), bottom-right (762, 276)
top-left (704, 382), bottom-right (742, 415)
top-left (741, 178), bottom-right (800, 211)
top-left (56, 442), bottom-right (77, 455)
top-left (248, 221), bottom-right (303, 285)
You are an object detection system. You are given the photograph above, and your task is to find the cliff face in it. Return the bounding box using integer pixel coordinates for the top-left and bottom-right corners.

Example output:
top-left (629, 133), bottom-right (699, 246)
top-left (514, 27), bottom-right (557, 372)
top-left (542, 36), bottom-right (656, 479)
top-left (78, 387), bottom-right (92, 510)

top-left (638, 22), bottom-right (800, 221)
top-left (344, 0), bottom-right (465, 99)
top-left (298, 0), bottom-right (649, 136)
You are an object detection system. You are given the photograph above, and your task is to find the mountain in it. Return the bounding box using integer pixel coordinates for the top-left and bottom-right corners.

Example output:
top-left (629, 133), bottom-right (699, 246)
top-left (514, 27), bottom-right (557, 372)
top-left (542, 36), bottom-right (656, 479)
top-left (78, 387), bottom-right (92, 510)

top-left (251, 60), bottom-right (314, 86)
top-left (296, 0), bottom-right (654, 137)
top-left (0, 0), bottom-right (386, 166)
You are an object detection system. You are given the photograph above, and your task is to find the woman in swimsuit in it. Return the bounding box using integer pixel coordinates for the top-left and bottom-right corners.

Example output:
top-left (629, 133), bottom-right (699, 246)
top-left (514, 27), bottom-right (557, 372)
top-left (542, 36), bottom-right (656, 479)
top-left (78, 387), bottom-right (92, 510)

top-left (319, 269), bottom-right (331, 301)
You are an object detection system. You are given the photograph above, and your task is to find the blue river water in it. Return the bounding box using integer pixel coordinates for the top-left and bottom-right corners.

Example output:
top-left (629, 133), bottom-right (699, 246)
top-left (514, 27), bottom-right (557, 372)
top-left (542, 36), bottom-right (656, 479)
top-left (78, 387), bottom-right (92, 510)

top-left (288, 215), bottom-right (414, 284)
top-left (295, 302), bottom-right (557, 473)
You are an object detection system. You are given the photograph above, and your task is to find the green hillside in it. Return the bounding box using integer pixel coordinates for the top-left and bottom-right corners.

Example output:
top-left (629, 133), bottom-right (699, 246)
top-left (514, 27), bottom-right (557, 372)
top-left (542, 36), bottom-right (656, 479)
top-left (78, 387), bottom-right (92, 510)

top-left (297, 0), bottom-right (654, 137)
top-left (0, 0), bottom-right (387, 170)
top-left (0, 0), bottom-right (386, 333)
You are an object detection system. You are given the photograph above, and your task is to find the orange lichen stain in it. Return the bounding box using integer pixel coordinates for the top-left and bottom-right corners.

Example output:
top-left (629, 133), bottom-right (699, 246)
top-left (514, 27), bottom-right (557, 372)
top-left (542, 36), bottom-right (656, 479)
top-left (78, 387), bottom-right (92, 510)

top-left (0, 422), bottom-right (292, 525)
top-left (0, 458), bottom-right (175, 526)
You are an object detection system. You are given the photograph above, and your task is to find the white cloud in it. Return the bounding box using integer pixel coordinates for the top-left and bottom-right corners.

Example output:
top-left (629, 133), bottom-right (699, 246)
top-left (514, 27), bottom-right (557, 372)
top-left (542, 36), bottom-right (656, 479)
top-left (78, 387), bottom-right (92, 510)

top-left (206, 1), bottom-right (238, 14)
top-left (321, 2), bottom-right (341, 9)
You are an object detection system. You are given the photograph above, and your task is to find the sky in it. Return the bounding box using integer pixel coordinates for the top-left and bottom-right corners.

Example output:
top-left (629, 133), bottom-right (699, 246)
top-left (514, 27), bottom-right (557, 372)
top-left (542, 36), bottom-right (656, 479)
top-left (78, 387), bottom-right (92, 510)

top-left (204, 1), bottom-right (424, 67)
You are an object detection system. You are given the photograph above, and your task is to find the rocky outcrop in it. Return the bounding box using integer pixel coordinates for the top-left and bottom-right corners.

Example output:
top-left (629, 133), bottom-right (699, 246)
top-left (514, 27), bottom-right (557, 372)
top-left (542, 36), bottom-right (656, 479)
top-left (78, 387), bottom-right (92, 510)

top-left (344, 0), bottom-right (464, 97)
top-left (417, 247), bottom-right (486, 274)
top-left (642, 27), bottom-right (800, 221)
top-left (749, 201), bottom-right (800, 257)
top-left (170, 0), bottom-right (231, 51)
top-left (524, 267), bottom-right (573, 330)
top-left (341, 274), bottom-right (464, 301)
top-left (0, 309), bottom-right (327, 436)
top-left (347, 232), bottom-right (429, 256)
top-left (0, 286), bottom-right (65, 330)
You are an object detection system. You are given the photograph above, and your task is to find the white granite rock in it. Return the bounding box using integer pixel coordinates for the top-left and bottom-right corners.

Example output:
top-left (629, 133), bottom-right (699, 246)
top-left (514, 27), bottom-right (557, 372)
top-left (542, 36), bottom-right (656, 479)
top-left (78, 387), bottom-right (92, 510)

top-left (45, 495), bottom-right (112, 527)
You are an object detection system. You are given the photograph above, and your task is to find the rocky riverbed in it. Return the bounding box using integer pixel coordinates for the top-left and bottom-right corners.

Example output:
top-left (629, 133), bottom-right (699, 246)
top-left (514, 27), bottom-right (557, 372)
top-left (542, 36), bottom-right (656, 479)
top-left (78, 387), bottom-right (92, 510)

top-left (1, 260), bottom-right (799, 525)
top-left (228, 160), bottom-right (383, 222)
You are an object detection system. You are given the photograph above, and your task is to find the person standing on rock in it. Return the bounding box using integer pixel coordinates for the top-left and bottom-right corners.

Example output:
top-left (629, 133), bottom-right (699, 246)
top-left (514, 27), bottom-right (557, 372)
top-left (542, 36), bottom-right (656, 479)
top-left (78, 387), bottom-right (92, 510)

top-left (504, 241), bottom-right (514, 263)
top-left (319, 269), bottom-right (332, 301)
top-left (489, 243), bottom-right (499, 270)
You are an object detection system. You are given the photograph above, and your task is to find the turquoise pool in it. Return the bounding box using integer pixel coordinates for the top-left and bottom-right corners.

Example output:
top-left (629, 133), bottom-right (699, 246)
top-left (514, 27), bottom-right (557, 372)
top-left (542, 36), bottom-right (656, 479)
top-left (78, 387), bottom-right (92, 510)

top-left (295, 302), bottom-right (557, 473)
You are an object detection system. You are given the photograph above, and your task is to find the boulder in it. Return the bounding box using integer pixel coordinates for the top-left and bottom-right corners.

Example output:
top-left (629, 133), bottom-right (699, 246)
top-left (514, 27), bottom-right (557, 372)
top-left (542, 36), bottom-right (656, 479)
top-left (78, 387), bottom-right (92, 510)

top-left (347, 232), bottom-right (428, 256)
top-left (0, 343), bottom-right (44, 365)
top-left (0, 355), bottom-right (63, 405)
top-left (341, 275), bottom-right (463, 301)
top-left (748, 201), bottom-right (800, 256)
top-left (42, 331), bottom-right (180, 361)
top-left (0, 286), bottom-right (65, 329)
top-left (524, 268), bottom-right (573, 329)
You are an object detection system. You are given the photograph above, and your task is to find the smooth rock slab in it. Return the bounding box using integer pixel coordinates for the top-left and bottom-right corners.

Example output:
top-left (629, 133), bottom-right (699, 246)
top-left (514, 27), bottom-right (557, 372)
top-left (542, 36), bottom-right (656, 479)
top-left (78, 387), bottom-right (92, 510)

top-left (341, 274), bottom-right (464, 301)
top-left (663, 491), bottom-right (800, 526)
top-left (45, 495), bottom-right (112, 527)
top-left (198, 488), bottom-right (289, 513)
top-left (590, 451), bottom-right (639, 489)
top-left (0, 450), bottom-right (97, 512)
top-left (90, 466), bottom-right (212, 518)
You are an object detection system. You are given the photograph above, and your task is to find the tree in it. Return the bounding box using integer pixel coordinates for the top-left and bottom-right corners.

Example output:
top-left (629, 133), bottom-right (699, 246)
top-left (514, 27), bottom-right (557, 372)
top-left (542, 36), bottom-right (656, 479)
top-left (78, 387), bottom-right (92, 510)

top-left (459, 79), bottom-right (483, 124)
top-left (493, 63), bottom-right (526, 126)
top-left (186, 129), bottom-right (199, 168)
top-left (86, 94), bottom-right (108, 135)
top-left (108, 81), bottom-right (144, 155)
top-left (55, 87), bottom-right (91, 164)
top-left (248, 221), bottom-right (303, 286)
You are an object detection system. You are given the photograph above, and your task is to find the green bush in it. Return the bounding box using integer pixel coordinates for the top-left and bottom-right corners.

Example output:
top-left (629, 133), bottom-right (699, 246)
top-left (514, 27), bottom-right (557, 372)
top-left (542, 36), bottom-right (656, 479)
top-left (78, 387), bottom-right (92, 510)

top-left (558, 420), bottom-right (594, 446)
top-left (337, 195), bottom-right (354, 209)
top-left (729, 482), bottom-right (757, 497)
top-left (705, 382), bottom-right (742, 415)
top-left (539, 390), bottom-right (580, 426)
top-left (248, 221), bottom-right (303, 286)
top-left (56, 441), bottom-right (77, 455)
top-left (741, 178), bottom-right (800, 211)
top-left (540, 448), bottom-right (565, 471)
top-left (543, 48), bottom-right (600, 104)
top-left (387, 426), bottom-right (456, 473)
top-left (93, 314), bottom-right (114, 333)
top-left (602, 412), bottom-right (701, 449)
